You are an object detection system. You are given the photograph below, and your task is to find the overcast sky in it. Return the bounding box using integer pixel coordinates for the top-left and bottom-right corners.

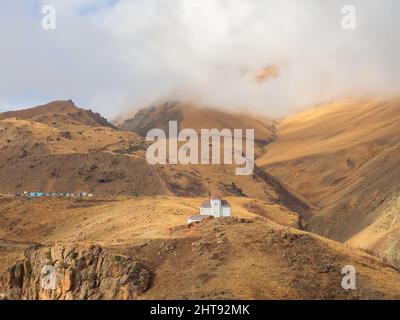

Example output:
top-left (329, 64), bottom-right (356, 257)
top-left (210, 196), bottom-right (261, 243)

top-left (0, 0), bottom-right (399, 119)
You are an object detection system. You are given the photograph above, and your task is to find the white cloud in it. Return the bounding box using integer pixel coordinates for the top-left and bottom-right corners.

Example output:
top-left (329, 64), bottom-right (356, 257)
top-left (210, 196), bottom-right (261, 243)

top-left (0, 0), bottom-right (399, 118)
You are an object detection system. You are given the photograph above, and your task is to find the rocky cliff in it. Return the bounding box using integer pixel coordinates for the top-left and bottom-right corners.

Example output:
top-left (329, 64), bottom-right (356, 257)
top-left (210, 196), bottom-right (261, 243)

top-left (0, 243), bottom-right (152, 300)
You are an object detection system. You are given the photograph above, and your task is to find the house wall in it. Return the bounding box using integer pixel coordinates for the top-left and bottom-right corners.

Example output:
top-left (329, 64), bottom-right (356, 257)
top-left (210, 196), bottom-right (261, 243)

top-left (222, 206), bottom-right (231, 217)
top-left (211, 200), bottom-right (221, 217)
top-left (200, 207), bottom-right (211, 215)
top-left (200, 200), bottom-right (231, 218)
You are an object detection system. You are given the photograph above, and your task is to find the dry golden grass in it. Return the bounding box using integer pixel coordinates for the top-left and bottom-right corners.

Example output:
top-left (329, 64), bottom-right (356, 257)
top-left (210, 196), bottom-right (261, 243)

top-left (139, 217), bottom-right (400, 299)
top-left (0, 195), bottom-right (299, 272)
top-left (257, 97), bottom-right (400, 264)
top-left (2, 196), bottom-right (400, 299)
top-left (2, 98), bottom-right (400, 298)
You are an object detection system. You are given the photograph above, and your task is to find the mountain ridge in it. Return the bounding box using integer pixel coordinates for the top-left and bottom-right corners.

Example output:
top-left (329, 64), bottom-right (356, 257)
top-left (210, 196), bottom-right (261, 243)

top-left (0, 100), bottom-right (115, 129)
top-left (258, 97), bottom-right (400, 266)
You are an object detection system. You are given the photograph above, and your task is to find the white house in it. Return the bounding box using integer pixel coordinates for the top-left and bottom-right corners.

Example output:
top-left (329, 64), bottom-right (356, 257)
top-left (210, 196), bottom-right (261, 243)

top-left (187, 194), bottom-right (231, 224)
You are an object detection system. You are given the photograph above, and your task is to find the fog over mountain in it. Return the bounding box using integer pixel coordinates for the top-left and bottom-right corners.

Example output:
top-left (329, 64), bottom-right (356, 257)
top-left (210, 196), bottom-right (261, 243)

top-left (1, 0), bottom-right (400, 118)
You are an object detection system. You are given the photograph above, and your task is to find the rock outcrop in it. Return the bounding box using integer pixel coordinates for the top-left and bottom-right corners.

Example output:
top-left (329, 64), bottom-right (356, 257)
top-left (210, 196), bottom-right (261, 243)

top-left (0, 243), bottom-right (152, 300)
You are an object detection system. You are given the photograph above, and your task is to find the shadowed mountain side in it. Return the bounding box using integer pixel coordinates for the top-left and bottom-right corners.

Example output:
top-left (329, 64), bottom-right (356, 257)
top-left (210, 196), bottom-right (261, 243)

top-left (116, 101), bottom-right (276, 146)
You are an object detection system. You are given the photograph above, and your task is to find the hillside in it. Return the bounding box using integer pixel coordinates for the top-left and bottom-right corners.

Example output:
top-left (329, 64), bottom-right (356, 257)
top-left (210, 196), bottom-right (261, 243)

top-left (258, 98), bottom-right (400, 264)
top-left (117, 101), bottom-right (276, 146)
top-left (113, 101), bottom-right (316, 217)
top-left (1, 98), bottom-right (400, 299)
top-left (141, 218), bottom-right (400, 299)
top-left (0, 101), bottom-right (314, 221)
top-left (0, 100), bottom-right (115, 129)
top-left (0, 111), bottom-right (168, 196)
top-left (1, 197), bottom-right (400, 300)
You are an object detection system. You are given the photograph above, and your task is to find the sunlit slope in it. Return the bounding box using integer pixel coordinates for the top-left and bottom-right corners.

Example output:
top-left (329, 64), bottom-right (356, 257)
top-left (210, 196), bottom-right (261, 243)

top-left (258, 98), bottom-right (400, 247)
top-left (0, 100), bottom-right (313, 222)
top-left (0, 101), bottom-right (168, 195)
top-left (1, 197), bottom-right (400, 299)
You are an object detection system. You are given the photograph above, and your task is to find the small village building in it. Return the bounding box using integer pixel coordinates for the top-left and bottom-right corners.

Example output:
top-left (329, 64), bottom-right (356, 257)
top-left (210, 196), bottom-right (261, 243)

top-left (22, 191), bottom-right (93, 198)
top-left (187, 194), bottom-right (232, 224)
top-left (29, 192), bottom-right (45, 197)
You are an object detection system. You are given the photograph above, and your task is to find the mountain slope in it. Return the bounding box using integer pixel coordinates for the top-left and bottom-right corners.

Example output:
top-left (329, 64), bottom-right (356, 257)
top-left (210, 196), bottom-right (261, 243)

top-left (2, 99), bottom-right (400, 300)
top-left (141, 218), bottom-right (400, 299)
top-left (257, 98), bottom-right (400, 264)
top-left (0, 101), bottom-right (314, 222)
top-left (0, 100), bottom-right (115, 129)
top-left (117, 101), bottom-right (276, 146)
top-left (0, 102), bottom-right (168, 195)
top-left (2, 212), bottom-right (400, 300)
top-left (118, 101), bottom-right (313, 218)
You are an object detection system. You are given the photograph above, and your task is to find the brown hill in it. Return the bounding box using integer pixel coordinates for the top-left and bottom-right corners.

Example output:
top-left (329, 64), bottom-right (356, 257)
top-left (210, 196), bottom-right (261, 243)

top-left (117, 101), bottom-right (276, 146)
top-left (113, 101), bottom-right (315, 216)
top-left (141, 217), bottom-right (400, 299)
top-left (2, 99), bottom-right (400, 300)
top-left (0, 101), bottom-right (313, 222)
top-left (258, 98), bottom-right (400, 265)
top-left (0, 101), bottom-right (168, 195)
top-left (1, 197), bottom-right (399, 300)
top-left (0, 100), bottom-right (115, 129)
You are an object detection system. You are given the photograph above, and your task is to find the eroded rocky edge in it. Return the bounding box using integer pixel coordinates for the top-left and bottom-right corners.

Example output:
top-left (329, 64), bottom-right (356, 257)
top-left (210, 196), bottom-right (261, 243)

top-left (0, 243), bottom-right (152, 300)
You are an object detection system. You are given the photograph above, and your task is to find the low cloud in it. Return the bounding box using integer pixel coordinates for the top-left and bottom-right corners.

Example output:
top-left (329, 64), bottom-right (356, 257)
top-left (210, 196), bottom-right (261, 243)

top-left (1, 0), bottom-right (399, 118)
